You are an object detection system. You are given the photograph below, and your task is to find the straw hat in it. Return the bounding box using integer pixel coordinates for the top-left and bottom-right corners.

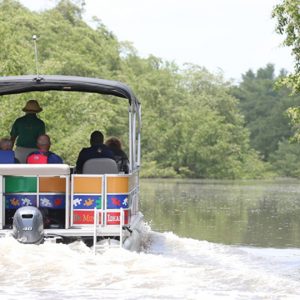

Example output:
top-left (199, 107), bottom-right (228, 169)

top-left (22, 100), bottom-right (43, 113)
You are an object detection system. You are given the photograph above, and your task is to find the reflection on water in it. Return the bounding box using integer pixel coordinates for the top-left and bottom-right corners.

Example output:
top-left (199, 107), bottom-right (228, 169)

top-left (140, 179), bottom-right (300, 248)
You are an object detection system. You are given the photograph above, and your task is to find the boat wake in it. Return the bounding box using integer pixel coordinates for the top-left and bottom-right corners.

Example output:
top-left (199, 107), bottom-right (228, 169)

top-left (0, 229), bottom-right (299, 299)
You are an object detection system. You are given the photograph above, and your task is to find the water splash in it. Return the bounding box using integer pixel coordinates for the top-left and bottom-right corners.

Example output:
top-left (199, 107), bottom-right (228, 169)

top-left (0, 231), bottom-right (299, 299)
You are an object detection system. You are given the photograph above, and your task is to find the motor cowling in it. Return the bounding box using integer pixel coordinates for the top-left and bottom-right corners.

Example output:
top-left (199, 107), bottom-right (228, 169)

top-left (12, 207), bottom-right (44, 244)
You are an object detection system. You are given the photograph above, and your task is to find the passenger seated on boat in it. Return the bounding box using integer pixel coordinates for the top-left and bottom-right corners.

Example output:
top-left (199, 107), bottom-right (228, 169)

top-left (27, 134), bottom-right (63, 164)
top-left (75, 130), bottom-right (114, 173)
top-left (105, 137), bottom-right (129, 173)
top-left (0, 137), bottom-right (19, 163)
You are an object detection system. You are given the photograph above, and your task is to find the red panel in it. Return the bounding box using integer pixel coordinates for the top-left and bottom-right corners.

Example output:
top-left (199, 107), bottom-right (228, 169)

top-left (73, 210), bottom-right (102, 225)
top-left (106, 210), bottom-right (129, 225)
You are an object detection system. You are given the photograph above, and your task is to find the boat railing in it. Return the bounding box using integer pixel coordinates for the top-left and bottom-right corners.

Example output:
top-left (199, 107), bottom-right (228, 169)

top-left (0, 165), bottom-right (139, 232)
top-left (0, 164), bottom-right (70, 229)
top-left (93, 207), bottom-right (125, 253)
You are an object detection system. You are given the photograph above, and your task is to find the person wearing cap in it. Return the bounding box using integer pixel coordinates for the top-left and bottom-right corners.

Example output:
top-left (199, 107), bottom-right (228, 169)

top-left (27, 134), bottom-right (63, 164)
top-left (10, 100), bottom-right (45, 163)
top-left (75, 130), bottom-right (114, 173)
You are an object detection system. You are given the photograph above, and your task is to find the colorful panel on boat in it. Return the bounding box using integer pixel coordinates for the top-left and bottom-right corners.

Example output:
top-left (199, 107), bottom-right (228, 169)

top-left (107, 194), bottom-right (129, 209)
top-left (106, 210), bottom-right (129, 225)
top-left (72, 195), bottom-right (101, 209)
top-left (39, 195), bottom-right (65, 209)
top-left (73, 177), bottom-right (102, 194)
top-left (39, 177), bottom-right (66, 193)
top-left (73, 210), bottom-right (102, 225)
top-left (5, 194), bottom-right (37, 209)
top-left (5, 176), bottom-right (37, 193)
top-left (107, 177), bottom-right (128, 193)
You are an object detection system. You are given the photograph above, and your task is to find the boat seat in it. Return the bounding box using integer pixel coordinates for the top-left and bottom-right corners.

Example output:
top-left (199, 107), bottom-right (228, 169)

top-left (82, 158), bottom-right (118, 174)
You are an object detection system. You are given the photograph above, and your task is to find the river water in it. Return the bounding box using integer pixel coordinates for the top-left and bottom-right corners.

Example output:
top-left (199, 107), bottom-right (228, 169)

top-left (0, 179), bottom-right (300, 299)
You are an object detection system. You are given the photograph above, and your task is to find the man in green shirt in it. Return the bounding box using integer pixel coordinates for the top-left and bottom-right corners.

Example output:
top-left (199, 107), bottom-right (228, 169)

top-left (10, 100), bottom-right (45, 163)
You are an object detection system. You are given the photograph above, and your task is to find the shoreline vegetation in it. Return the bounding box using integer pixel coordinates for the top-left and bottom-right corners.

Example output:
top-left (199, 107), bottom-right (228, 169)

top-left (1, 0), bottom-right (300, 179)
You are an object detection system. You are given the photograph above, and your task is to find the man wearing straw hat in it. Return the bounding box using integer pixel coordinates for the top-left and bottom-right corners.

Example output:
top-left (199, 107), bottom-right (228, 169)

top-left (10, 100), bottom-right (45, 163)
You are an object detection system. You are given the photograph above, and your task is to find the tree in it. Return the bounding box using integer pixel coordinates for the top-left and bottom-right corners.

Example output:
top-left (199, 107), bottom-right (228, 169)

top-left (0, 0), bottom-right (268, 178)
top-left (272, 0), bottom-right (300, 93)
top-left (232, 64), bottom-right (300, 160)
top-left (270, 140), bottom-right (300, 177)
top-left (272, 0), bottom-right (300, 156)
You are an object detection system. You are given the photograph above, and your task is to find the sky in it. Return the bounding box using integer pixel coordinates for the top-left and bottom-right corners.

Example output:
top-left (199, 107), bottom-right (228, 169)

top-left (19, 0), bottom-right (294, 82)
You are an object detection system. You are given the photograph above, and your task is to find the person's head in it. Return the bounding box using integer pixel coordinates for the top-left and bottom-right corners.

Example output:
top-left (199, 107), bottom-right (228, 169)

top-left (22, 100), bottom-right (43, 114)
top-left (105, 137), bottom-right (122, 151)
top-left (90, 131), bottom-right (104, 146)
top-left (37, 134), bottom-right (51, 152)
top-left (0, 137), bottom-right (13, 150)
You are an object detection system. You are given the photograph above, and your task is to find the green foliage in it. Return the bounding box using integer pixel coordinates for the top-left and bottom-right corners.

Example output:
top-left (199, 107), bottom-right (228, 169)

top-left (272, 0), bottom-right (300, 93)
top-left (270, 140), bottom-right (300, 178)
top-left (0, 0), bottom-right (269, 179)
top-left (232, 64), bottom-right (300, 161)
top-left (270, 1), bottom-right (300, 178)
top-left (286, 106), bottom-right (300, 141)
top-left (231, 64), bottom-right (300, 177)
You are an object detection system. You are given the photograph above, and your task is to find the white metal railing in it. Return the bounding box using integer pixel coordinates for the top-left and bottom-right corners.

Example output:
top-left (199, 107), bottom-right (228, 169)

top-left (93, 207), bottom-right (98, 255)
top-left (93, 207), bottom-right (125, 254)
top-left (119, 208), bottom-right (124, 247)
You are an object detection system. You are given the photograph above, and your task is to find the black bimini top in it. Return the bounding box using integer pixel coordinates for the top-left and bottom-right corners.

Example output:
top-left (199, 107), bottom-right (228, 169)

top-left (0, 75), bottom-right (139, 106)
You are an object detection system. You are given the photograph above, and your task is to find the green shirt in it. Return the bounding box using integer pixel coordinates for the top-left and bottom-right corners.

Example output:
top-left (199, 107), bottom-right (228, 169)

top-left (10, 114), bottom-right (45, 148)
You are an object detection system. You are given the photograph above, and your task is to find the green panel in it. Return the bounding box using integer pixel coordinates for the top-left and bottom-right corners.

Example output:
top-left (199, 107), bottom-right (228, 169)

top-left (5, 176), bottom-right (37, 193)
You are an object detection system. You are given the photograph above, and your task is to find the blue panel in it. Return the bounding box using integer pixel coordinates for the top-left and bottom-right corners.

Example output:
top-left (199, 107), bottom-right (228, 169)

top-left (72, 195), bottom-right (101, 209)
top-left (39, 195), bottom-right (65, 209)
top-left (5, 194), bottom-right (37, 209)
top-left (0, 150), bottom-right (15, 164)
top-left (107, 194), bottom-right (129, 209)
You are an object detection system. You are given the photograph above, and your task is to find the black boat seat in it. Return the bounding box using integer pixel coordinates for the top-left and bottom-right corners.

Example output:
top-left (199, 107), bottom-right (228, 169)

top-left (82, 158), bottom-right (118, 174)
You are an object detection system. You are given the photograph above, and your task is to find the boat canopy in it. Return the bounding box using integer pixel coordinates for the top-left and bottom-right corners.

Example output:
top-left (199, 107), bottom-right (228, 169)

top-left (0, 75), bottom-right (139, 106)
top-left (0, 74), bottom-right (141, 170)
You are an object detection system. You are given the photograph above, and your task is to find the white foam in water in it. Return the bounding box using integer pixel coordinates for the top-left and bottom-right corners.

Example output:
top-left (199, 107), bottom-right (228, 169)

top-left (0, 230), bottom-right (299, 299)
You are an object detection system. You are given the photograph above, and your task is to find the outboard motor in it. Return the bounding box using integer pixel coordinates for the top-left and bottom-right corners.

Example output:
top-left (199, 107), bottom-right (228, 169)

top-left (12, 207), bottom-right (44, 244)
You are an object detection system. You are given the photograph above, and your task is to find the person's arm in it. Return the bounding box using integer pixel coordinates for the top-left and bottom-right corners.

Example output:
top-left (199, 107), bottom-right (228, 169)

top-left (40, 120), bottom-right (46, 135)
top-left (75, 150), bottom-right (84, 173)
top-left (10, 136), bottom-right (16, 149)
top-left (121, 150), bottom-right (129, 161)
top-left (121, 150), bottom-right (129, 173)
top-left (106, 149), bottom-right (115, 159)
top-left (48, 153), bottom-right (63, 164)
top-left (10, 120), bottom-right (18, 149)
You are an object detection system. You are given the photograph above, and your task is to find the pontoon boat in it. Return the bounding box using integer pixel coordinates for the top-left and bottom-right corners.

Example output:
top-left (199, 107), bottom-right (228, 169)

top-left (0, 75), bottom-right (144, 252)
